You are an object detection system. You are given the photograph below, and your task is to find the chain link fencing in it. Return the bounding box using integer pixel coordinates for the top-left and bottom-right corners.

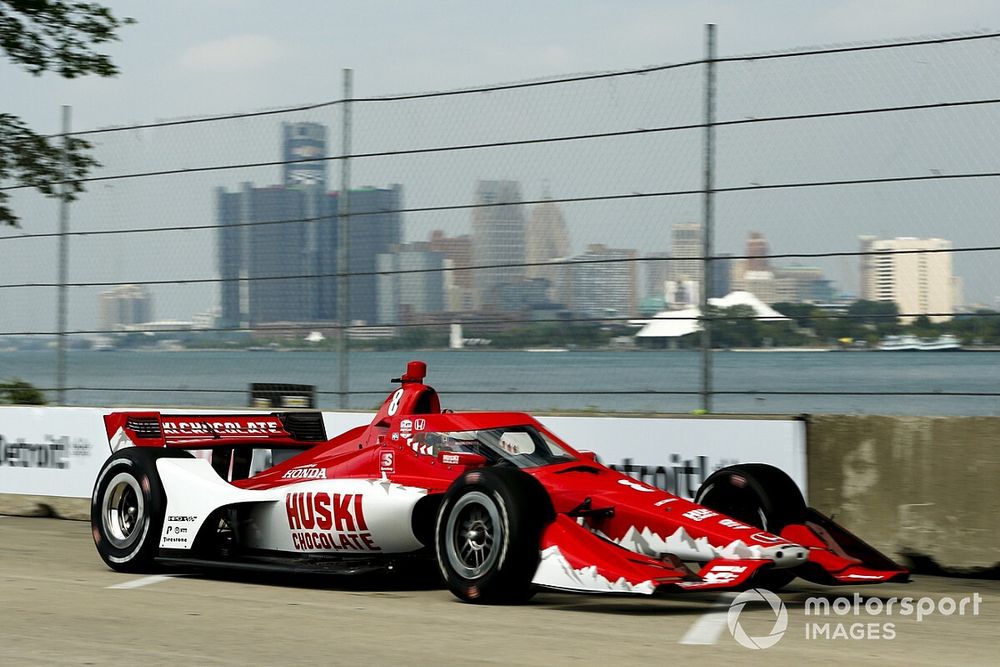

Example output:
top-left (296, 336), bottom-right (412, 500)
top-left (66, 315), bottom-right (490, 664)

top-left (3, 30), bottom-right (1000, 415)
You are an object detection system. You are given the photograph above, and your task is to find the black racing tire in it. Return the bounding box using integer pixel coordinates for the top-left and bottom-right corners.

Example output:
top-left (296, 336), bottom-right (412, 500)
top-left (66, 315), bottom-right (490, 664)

top-left (435, 467), bottom-right (554, 604)
top-left (91, 447), bottom-right (192, 573)
top-left (694, 463), bottom-right (806, 591)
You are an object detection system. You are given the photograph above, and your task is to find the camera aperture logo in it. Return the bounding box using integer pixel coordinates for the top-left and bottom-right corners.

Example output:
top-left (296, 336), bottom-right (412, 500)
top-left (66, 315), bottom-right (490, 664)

top-left (727, 588), bottom-right (788, 649)
top-left (727, 590), bottom-right (984, 648)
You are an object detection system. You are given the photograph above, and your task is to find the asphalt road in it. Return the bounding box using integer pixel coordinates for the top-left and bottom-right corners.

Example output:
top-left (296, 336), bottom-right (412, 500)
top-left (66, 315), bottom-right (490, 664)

top-left (1, 516), bottom-right (997, 666)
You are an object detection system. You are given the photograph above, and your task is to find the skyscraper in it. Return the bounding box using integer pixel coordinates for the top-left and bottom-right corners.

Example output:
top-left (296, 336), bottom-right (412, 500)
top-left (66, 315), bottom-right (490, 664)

top-left (428, 230), bottom-right (474, 312)
top-left (746, 232), bottom-right (770, 271)
top-left (471, 180), bottom-right (525, 310)
top-left (217, 183), bottom-right (314, 326)
top-left (216, 125), bottom-right (402, 326)
top-left (668, 222), bottom-right (702, 286)
top-left (282, 122), bottom-right (327, 187)
top-left (376, 242), bottom-right (446, 324)
top-left (525, 190), bottom-right (570, 303)
top-left (643, 252), bottom-right (670, 300)
top-left (568, 244), bottom-right (637, 318)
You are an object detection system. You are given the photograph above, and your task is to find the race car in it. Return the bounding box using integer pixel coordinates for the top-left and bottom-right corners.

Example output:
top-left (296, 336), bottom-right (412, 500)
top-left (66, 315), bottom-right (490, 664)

top-left (92, 360), bottom-right (907, 603)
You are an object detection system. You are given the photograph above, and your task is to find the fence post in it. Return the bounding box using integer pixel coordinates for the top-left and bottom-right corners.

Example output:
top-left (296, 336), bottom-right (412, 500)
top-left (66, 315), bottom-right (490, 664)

top-left (700, 24), bottom-right (716, 413)
top-left (337, 69), bottom-right (353, 409)
top-left (56, 105), bottom-right (71, 405)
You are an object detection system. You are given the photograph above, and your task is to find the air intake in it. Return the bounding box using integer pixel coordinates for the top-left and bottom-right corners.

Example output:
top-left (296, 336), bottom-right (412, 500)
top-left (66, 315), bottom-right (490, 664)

top-left (126, 417), bottom-right (161, 439)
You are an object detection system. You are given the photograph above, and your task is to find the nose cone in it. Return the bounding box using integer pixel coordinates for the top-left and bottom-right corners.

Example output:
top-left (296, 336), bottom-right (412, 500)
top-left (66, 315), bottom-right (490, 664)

top-left (766, 544), bottom-right (809, 569)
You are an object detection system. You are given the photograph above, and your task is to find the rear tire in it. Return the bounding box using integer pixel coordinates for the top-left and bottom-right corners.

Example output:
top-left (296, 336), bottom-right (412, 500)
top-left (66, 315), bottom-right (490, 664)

top-left (91, 447), bottom-right (191, 573)
top-left (694, 463), bottom-right (806, 591)
top-left (435, 467), bottom-right (553, 604)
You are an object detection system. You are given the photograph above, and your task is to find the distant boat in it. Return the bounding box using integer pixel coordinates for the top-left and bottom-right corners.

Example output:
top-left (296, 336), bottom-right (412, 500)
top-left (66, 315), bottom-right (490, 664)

top-left (878, 334), bottom-right (961, 351)
top-left (917, 334), bottom-right (962, 351)
top-left (523, 348), bottom-right (569, 353)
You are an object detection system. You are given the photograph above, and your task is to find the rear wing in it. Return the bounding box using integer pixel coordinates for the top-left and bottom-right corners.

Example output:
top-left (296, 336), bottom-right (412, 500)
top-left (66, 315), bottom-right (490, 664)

top-left (104, 412), bottom-right (328, 451)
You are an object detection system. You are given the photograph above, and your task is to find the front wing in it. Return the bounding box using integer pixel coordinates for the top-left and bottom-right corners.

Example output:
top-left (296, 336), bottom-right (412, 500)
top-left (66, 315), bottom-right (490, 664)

top-left (531, 513), bottom-right (908, 595)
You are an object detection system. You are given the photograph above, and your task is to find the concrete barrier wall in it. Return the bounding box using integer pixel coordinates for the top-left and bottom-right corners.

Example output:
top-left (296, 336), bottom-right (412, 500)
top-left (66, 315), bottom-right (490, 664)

top-left (4, 405), bottom-right (998, 572)
top-left (807, 415), bottom-right (1000, 572)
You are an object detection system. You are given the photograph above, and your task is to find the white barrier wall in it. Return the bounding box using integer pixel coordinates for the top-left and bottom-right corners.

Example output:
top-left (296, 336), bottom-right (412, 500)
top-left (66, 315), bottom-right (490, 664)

top-left (0, 407), bottom-right (805, 501)
top-left (540, 415), bottom-right (807, 499)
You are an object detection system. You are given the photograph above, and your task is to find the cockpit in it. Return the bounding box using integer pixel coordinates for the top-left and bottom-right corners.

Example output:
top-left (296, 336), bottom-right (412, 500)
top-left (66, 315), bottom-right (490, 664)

top-left (412, 425), bottom-right (574, 469)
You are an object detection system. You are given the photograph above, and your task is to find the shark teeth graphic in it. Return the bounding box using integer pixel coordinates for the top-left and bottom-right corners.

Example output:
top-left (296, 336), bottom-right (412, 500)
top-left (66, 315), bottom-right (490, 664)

top-left (614, 526), bottom-right (791, 563)
top-left (532, 546), bottom-right (655, 595)
top-left (110, 427), bottom-right (135, 452)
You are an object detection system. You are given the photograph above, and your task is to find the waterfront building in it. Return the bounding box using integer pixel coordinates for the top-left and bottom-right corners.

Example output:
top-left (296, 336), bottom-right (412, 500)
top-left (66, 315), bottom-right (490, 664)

top-left (216, 124), bottom-right (401, 326)
top-left (98, 284), bottom-right (154, 331)
top-left (525, 190), bottom-right (571, 303)
top-left (471, 180), bottom-right (526, 310)
top-left (668, 222), bottom-right (702, 290)
top-left (568, 243), bottom-right (637, 318)
top-left (376, 243), bottom-right (446, 324)
top-left (428, 230), bottom-right (475, 313)
top-left (861, 236), bottom-right (956, 323)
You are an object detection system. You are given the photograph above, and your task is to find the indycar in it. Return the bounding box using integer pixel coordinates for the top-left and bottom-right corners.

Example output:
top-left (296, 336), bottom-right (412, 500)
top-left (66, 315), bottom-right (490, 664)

top-left (92, 360), bottom-right (907, 603)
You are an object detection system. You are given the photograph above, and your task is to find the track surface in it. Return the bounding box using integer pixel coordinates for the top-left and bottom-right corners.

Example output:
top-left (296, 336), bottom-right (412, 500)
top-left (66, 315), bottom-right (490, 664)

top-left (2, 516), bottom-right (997, 666)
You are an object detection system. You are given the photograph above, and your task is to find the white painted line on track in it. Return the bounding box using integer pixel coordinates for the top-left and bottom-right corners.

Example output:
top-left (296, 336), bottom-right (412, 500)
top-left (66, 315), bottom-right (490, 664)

top-left (678, 593), bottom-right (738, 645)
top-left (107, 574), bottom-right (176, 590)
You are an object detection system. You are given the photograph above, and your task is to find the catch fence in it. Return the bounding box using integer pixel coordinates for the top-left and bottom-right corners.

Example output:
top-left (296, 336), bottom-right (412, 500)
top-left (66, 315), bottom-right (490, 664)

top-left (3, 28), bottom-right (1000, 415)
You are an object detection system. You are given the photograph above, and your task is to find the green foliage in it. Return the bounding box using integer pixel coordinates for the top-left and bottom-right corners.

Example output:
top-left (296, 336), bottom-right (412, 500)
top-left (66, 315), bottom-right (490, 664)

top-left (0, 0), bottom-right (134, 226)
top-left (771, 302), bottom-right (819, 328)
top-left (703, 305), bottom-right (806, 348)
top-left (0, 378), bottom-right (47, 404)
top-left (471, 323), bottom-right (611, 349)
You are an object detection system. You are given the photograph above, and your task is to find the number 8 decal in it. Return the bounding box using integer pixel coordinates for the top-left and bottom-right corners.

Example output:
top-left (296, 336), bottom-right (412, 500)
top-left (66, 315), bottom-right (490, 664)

top-left (387, 388), bottom-right (404, 416)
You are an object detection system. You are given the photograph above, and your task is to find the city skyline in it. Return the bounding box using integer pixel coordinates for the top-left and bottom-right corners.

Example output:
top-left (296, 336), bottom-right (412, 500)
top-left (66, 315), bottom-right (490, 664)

top-left (205, 124), bottom-right (969, 329)
top-left (7, 24), bottom-right (1000, 333)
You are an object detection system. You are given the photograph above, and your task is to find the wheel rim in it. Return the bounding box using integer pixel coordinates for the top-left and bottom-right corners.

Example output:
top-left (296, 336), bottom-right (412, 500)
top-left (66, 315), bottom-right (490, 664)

top-left (101, 472), bottom-right (145, 549)
top-left (445, 491), bottom-right (502, 579)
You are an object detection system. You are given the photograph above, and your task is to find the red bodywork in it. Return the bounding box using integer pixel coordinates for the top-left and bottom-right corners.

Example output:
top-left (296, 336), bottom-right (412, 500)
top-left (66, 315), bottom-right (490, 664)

top-left (103, 360), bottom-right (908, 594)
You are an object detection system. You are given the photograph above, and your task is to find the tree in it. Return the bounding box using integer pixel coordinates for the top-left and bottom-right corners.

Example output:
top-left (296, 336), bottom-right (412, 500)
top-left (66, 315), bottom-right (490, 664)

top-left (0, 378), bottom-right (47, 404)
top-left (0, 1), bottom-right (134, 226)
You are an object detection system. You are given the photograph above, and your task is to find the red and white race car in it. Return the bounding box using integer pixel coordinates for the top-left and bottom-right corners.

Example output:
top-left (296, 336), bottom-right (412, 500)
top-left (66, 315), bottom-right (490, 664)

top-left (92, 361), bottom-right (907, 602)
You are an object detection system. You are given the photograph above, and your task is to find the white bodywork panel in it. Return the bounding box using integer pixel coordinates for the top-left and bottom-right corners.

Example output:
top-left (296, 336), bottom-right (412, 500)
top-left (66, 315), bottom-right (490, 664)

top-left (245, 478), bottom-right (426, 554)
top-left (532, 546), bottom-right (655, 595)
top-left (157, 458), bottom-right (274, 550)
top-left (156, 459), bottom-right (426, 554)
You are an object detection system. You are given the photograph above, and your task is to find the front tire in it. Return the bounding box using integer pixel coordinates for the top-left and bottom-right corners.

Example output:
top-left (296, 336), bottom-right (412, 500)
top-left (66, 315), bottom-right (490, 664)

top-left (435, 467), bottom-right (553, 604)
top-left (694, 463), bottom-right (806, 590)
top-left (91, 447), bottom-right (191, 573)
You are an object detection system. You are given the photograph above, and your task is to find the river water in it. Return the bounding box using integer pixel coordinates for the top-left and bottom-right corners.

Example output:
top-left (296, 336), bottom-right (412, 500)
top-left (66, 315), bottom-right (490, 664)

top-left (1, 349), bottom-right (998, 416)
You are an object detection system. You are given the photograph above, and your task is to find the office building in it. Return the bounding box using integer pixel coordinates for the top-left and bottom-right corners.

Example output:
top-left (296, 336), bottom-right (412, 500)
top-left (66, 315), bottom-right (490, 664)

top-left (863, 237), bottom-right (956, 323)
top-left (428, 230), bottom-right (474, 313)
top-left (568, 244), bottom-right (637, 318)
top-left (668, 222), bottom-right (702, 287)
top-left (471, 181), bottom-right (526, 310)
top-left (98, 284), bottom-right (154, 331)
top-left (376, 243), bottom-right (446, 324)
top-left (525, 192), bottom-right (570, 302)
top-left (216, 126), bottom-right (401, 326)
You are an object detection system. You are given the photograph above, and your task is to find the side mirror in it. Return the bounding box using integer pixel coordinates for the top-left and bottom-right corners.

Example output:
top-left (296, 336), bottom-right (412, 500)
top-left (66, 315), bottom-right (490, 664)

top-left (578, 451), bottom-right (600, 463)
top-left (438, 450), bottom-right (487, 468)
